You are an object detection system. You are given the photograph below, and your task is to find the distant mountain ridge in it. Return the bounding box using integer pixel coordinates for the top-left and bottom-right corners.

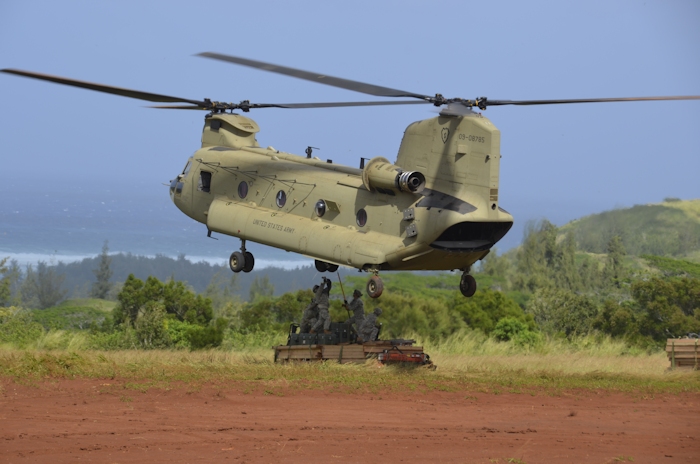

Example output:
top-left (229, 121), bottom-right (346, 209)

top-left (559, 199), bottom-right (700, 262)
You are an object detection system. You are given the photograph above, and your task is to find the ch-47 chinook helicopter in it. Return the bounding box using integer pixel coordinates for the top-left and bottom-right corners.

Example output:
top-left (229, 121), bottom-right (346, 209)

top-left (3, 53), bottom-right (699, 298)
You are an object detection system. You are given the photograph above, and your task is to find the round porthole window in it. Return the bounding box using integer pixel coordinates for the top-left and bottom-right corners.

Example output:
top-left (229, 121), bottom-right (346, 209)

top-left (237, 181), bottom-right (248, 199)
top-left (356, 208), bottom-right (367, 227)
top-left (315, 200), bottom-right (326, 217)
top-left (275, 190), bottom-right (287, 208)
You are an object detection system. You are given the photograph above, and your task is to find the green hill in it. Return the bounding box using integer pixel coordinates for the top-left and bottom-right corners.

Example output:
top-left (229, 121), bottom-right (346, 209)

top-left (559, 199), bottom-right (700, 262)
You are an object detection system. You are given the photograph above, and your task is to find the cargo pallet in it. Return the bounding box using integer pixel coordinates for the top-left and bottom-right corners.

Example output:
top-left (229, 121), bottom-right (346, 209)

top-left (665, 338), bottom-right (699, 370)
top-left (274, 339), bottom-right (432, 365)
top-left (274, 322), bottom-right (433, 366)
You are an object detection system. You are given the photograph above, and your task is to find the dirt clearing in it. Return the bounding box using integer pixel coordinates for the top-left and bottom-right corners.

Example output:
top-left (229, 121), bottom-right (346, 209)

top-left (1, 379), bottom-right (697, 463)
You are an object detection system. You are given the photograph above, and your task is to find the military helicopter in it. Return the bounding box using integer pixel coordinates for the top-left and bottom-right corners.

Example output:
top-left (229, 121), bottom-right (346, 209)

top-left (3, 54), bottom-right (699, 298)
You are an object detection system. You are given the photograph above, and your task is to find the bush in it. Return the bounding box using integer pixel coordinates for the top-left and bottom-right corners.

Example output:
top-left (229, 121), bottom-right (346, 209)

top-left (492, 317), bottom-right (541, 348)
top-left (633, 276), bottom-right (700, 342)
top-left (187, 318), bottom-right (227, 350)
top-left (134, 302), bottom-right (170, 349)
top-left (114, 274), bottom-right (213, 327)
top-left (0, 307), bottom-right (45, 347)
top-left (492, 317), bottom-right (529, 341)
top-left (165, 318), bottom-right (193, 348)
top-left (452, 289), bottom-right (535, 335)
top-left (526, 288), bottom-right (598, 337)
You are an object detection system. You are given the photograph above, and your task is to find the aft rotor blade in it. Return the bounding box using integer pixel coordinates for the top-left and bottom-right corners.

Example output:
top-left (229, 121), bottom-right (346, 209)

top-left (271, 100), bottom-right (430, 109)
top-left (1, 69), bottom-right (205, 106)
top-left (197, 52), bottom-right (430, 100)
top-left (484, 96), bottom-right (700, 107)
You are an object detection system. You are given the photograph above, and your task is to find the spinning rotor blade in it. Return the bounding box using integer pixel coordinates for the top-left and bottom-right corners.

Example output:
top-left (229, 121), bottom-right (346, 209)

top-left (3, 67), bottom-right (428, 112)
top-left (7, 65), bottom-right (697, 114)
top-left (148, 105), bottom-right (205, 110)
top-left (266, 100), bottom-right (429, 109)
top-left (1, 69), bottom-right (205, 106)
top-left (150, 100), bottom-right (429, 110)
top-left (197, 52), bottom-right (700, 110)
top-left (483, 96), bottom-right (700, 107)
top-left (197, 52), bottom-right (430, 100)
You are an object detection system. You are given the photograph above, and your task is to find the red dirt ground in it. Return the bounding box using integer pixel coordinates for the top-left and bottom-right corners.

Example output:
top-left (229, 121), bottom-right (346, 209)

top-left (0, 379), bottom-right (697, 463)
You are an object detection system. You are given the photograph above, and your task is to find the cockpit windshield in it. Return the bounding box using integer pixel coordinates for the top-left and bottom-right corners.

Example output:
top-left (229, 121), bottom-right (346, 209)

top-left (182, 160), bottom-right (192, 177)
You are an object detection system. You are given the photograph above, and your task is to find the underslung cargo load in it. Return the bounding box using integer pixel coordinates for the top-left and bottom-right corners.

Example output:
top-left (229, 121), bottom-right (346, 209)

top-left (274, 322), bottom-right (434, 367)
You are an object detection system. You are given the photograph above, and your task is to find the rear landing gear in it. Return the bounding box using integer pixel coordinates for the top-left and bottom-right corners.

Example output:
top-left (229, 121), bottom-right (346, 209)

top-left (230, 240), bottom-right (255, 273)
top-left (459, 272), bottom-right (477, 298)
top-left (366, 275), bottom-right (384, 299)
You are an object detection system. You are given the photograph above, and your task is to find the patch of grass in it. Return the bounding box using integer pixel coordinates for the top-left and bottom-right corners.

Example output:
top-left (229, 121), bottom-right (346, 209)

top-left (0, 346), bottom-right (697, 395)
top-left (642, 255), bottom-right (700, 278)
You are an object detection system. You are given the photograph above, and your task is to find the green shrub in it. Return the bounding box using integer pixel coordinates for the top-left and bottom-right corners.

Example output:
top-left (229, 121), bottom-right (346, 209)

top-left (526, 288), bottom-right (598, 337)
top-left (452, 289), bottom-right (535, 335)
top-left (492, 317), bottom-right (529, 341)
top-left (134, 301), bottom-right (170, 349)
top-left (88, 328), bottom-right (139, 350)
top-left (187, 318), bottom-right (227, 349)
top-left (165, 318), bottom-right (193, 348)
top-left (0, 307), bottom-right (45, 347)
top-left (114, 274), bottom-right (213, 327)
top-left (492, 317), bottom-right (541, 348)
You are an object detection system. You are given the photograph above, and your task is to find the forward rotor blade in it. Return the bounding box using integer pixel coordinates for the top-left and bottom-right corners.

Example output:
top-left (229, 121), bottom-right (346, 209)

top-left (149, 105), bottom-right (206, 110)
top-left (197, 52), bottom-right (429, 100)
top-left (150, 100), bottom-right (429, 110)
top-left (484, 96), bottom-right (700, 107)
top-left (1, 69), bottom-right (205, 106)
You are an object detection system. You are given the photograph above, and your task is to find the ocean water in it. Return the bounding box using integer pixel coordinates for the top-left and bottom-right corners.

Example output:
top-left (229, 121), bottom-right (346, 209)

top-left (0, 178), bottom-right (311, 269)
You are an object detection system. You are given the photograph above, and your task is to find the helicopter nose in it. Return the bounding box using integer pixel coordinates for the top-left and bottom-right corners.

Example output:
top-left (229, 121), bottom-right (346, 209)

top-left (169, 177), bottom-right (183, 202)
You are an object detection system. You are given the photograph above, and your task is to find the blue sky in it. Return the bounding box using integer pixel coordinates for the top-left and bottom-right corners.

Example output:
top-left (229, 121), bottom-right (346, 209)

top-left (1, 0), bottom-right (698, 254)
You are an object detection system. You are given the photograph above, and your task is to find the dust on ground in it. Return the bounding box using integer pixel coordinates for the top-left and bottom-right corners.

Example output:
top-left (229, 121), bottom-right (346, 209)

top-left (0, 379), bottom-right (697, 463)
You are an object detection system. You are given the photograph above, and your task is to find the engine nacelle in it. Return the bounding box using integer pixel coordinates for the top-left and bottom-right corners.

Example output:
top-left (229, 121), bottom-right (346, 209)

top-left (361, 157), bottom-right (426, 194)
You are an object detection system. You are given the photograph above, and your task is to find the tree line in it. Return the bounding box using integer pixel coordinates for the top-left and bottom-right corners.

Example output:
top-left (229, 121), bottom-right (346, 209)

top-left (2, 217), bottom-right (699, 350)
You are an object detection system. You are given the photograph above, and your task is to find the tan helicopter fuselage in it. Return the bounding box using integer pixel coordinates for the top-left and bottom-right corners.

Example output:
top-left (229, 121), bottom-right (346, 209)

top-left (170, 111), bottom-right (513, 271)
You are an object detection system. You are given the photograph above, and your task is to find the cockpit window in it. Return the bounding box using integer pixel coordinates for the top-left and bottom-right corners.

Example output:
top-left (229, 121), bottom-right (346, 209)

top-left (198, 171), bottom-right (212, 193)
top-left (182, 160), bottom-right (192, 176)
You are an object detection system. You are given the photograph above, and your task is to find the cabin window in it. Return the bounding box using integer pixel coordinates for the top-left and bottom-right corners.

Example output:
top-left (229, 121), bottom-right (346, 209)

top-left (356, 208), bottom-right (367, 227)
top-left (198, 171), bottom-right (212, 193)
top-left (238, 181), bottom-right (249, 199)
top-left (314, 200), bottom-right (326, 217)
top-left (275, 190), bottom-right (286, 208)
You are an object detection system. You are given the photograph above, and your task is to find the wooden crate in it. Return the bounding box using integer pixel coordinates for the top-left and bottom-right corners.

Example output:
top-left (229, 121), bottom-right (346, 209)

top-left (665, 339), bottom-right (700, 369)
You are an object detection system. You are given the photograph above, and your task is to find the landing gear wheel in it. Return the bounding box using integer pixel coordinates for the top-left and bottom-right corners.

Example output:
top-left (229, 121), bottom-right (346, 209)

top-left (229, 251), bottom-right (245, 273)
top-left (315, 260), bottom-right (329, 272)
top-left (366, 275), bottom-right (384, 299)
top-left (242, 251), bottom-right (255, 273)
top-left (459, 274), bottom-right (477, 298)
top-left (327, 263), bottom-right (339, 272)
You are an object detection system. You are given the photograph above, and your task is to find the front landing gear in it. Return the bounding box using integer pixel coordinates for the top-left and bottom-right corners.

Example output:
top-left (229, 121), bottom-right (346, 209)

top-left (366, 275), bottom-right (384, 299)
top-left (229, 240), bottom-right (254, 273)
top-left (459, 272), bottom-right (477, 298)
